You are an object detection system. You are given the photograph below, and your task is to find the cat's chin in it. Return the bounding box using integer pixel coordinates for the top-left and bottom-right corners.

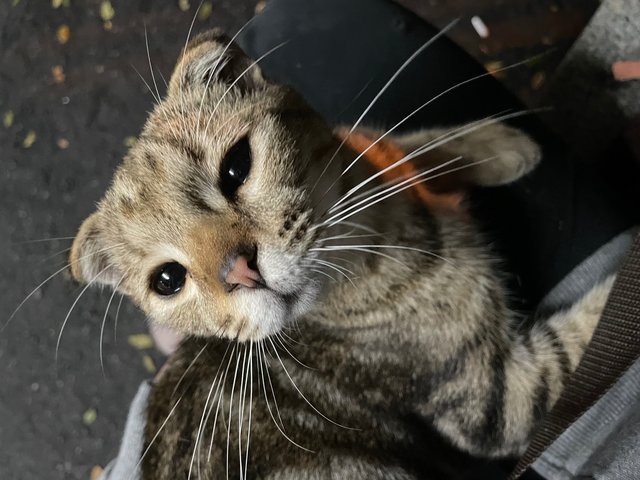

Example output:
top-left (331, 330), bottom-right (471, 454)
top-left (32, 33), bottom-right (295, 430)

top-left (229, 280), bottom-right (319, 342)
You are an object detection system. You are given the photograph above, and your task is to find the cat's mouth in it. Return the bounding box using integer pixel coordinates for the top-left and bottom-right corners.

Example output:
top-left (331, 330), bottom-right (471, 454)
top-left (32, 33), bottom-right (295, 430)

top-left (225, 277), bottom-right (268, 293)
top-left (235, 280), bottom-right (302, 307)
top-left (224, 261), bottom-right (296, 299)
top-left (228, 273), bottom-right (317, 342)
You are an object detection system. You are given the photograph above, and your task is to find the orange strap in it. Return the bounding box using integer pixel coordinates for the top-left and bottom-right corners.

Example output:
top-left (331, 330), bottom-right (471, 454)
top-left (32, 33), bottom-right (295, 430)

top-left (341, 131), bottom-right (463, 212)
top-left (612, 61), bottom-right (640, 81)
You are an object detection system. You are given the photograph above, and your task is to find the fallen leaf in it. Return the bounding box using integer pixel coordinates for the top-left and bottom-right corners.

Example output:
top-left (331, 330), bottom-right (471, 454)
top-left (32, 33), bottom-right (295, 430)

top-left (22, 130), bottom-right (37, 148)
top-left (100, 1), bottom-right (115, 21)
top-left (52, 65), bottom-right (66, 84)
top-left (255, 0), bottom-right (267, 13)
top-left (82, 408), bottom-right (97, 426)
top-left (531, 71), bottom-right (546, 90)
top-left (57, 137), bottom-right (70, 149)
top-left (52, 0), bottom-right (63, 8)
top-left (178, 0), bottom-right (190, 11)
top-left (198, 1), bottom-right (212, 21)
top-left (90, 466), bottom-right (104, 480)
top-left (484, 61), bottom-right (505, 79)
top-left (128, 334), bottom-right (154, 349)
top-left (56, 25), bottom-right (70, 44)
top-left (123, 136), bottom-right (137, 148)
top-left (143, 354), bottom-right (157, 374)
top-left (3, 110), bottom-right (14, 128)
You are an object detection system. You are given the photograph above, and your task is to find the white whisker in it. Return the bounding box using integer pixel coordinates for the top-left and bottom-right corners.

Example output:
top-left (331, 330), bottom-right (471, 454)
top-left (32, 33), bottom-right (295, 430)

top-left (308, 267), bottom-right (337, 283)
top-left (307, 258), bottom-right (356, 285)
top-left (191, 342), bottom-right (233, 478)
top-left (237, 344), bottom-right (250, 479)
top-left (257, 342), bottom-right (312, 451)
top-left (11, 236), bottom-right (76, 245)
top-left (178, 0), bottom-right (205, 121)
top-left (113, 294), bottom-right (125, 342)
top-left (100, 272), bottom-right (127, 376)
top-left (313, 19), bottom-right (459, 197)
top-left (203, 42), bottom-right (289, 136)
top-left (313, 243), bottom-right (452, 265)
top-left (207, 343), bottom-right (237, 461)
top-left (226, 344), bottom-right (243, 480)
top-left (324, 156), bottom-right (463, 224)
top-left (268, 337), bottom-right (357, 430)
top-left (3, 242), bottom-right (125, 333)
top-left (127, 395), bottom-right (184, 480)
top-left (144, 25), bottom-right (162, 104)
top-left (244, 341), bottom-right (254, 479)
top-left (56, 265), bottom-right (111, 361)
top-left (273, 332), bottom-right (315, 371)
top-left (323, 155), bottom-right (503, 229)
top-left (196, 16), bottom-right (256, 138)
top-left (172, 343), bottom-right (209, 396)
top-left (131, 64), bottom-right (161, 105)
top-left (328, 56), bottom-right (547, 203)
top-left (37, 247), bottom-right (73, 265)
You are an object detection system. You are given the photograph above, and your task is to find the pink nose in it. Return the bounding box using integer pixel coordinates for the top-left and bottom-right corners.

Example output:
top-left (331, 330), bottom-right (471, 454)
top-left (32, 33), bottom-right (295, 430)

top-left (225, 254), bottom-right (262, 289)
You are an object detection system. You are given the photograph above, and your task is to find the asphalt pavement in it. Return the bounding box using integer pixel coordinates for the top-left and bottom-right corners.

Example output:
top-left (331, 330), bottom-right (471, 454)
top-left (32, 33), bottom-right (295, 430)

top-left (0, 2), bottom-right (254, 478)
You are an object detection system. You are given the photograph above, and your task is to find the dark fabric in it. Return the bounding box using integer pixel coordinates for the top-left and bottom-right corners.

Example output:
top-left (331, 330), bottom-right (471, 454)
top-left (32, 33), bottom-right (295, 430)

top-left (238, 0), bottom-right (639, 312)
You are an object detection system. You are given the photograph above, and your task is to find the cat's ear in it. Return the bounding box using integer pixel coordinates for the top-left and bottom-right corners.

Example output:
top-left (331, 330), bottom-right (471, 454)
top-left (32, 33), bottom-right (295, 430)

top-left (167, 29), bottom-right (265, 96)
top-left (69, 212), bottom-right (122, 287)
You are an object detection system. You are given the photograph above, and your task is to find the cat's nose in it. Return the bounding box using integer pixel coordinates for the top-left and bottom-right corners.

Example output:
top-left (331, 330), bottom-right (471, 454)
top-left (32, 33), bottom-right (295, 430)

top-left (223, 247), bottom-right (263, 291)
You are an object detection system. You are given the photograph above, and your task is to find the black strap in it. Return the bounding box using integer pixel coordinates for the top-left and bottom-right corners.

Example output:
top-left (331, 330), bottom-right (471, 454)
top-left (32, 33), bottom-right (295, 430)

top-left (510, 233), bottom-right (640, 479)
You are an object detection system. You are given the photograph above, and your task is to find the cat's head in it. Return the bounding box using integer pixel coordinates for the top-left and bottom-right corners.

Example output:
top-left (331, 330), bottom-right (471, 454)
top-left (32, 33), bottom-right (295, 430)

top-left (69, 31), bottom-right (348, 341)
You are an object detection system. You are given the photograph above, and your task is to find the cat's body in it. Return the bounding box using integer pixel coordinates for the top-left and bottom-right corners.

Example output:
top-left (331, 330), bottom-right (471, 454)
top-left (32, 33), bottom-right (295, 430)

top-left (144, 173), bottom-right (612, 479)
top-left (67, 31), bottom-right (613, 479)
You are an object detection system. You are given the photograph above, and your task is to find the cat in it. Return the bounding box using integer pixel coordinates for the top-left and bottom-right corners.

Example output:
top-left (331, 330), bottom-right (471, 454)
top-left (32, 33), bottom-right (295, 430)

top-left (68, 30), bottom-right (614, 479)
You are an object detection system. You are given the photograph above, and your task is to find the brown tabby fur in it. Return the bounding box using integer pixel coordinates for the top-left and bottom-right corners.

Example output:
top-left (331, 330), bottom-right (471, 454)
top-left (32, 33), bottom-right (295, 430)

top-left (69, 31), bottom-right (614, 479)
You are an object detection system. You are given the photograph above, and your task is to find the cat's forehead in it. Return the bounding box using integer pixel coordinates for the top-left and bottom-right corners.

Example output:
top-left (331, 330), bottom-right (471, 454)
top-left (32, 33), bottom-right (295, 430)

top-left (102, 109), bottom-right (296, 224)
top-left (144, 94), bottom-right (251, 143)
top-left (146, 83), bottom-right (287, 133)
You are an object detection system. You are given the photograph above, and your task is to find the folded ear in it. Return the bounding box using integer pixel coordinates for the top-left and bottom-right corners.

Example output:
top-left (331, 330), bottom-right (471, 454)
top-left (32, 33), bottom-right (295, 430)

top-left (69, 212), bottom-right (122, 287)
top-left (167, 29), bottom-right (265, 97)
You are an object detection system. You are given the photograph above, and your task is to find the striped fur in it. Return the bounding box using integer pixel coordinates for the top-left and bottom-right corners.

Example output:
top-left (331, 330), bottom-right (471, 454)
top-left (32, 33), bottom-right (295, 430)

top-left (67, 31), bottom-right (614, 478)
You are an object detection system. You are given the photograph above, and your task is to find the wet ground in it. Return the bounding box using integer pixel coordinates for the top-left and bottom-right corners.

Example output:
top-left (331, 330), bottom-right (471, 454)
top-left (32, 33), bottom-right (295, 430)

top-left (0, 1), bottom-right (595, 479)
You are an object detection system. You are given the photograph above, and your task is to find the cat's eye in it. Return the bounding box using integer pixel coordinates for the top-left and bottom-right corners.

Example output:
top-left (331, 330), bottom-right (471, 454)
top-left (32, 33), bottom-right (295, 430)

top-left (151, 262), bottom-right (187, 296)
top-left (220, 137), bottom-right (252, 199)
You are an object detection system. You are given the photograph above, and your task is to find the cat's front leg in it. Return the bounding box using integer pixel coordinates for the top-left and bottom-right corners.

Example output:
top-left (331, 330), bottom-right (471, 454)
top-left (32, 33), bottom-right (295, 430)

top-left (391, 122), bottom-right (541, 189)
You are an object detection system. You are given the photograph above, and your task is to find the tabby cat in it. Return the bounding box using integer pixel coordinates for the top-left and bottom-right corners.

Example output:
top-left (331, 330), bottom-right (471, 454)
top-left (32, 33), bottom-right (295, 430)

top-left (69, 31), bottom-right (613, 479)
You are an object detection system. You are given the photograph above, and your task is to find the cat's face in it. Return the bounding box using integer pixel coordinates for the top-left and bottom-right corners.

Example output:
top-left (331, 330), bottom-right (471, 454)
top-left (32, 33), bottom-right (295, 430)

top-left (69, 31), bottom-right (344, 341)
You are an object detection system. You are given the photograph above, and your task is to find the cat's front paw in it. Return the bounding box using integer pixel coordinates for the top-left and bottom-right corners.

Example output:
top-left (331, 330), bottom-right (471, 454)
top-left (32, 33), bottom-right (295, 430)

top-left (467, 123), bottom-right (541, 187)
